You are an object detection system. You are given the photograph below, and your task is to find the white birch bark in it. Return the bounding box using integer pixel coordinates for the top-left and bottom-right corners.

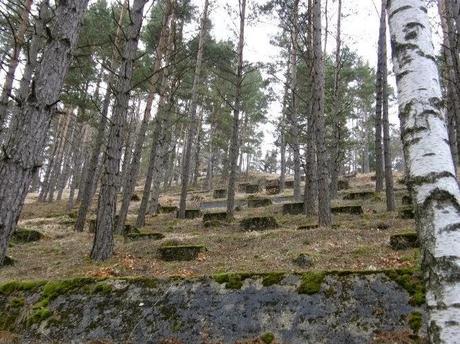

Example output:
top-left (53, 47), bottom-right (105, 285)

top-left (388, 1), bottom-right (460, 342)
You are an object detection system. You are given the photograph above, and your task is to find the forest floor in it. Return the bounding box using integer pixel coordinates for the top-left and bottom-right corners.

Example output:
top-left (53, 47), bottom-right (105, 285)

top-left (0, 173), bottom-right (419, 282)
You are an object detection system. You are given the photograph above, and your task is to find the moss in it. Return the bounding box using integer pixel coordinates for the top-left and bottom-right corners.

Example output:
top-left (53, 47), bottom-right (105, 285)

top-left (385, 269), bottom-right (425, 306)
top-left (90, 283), bottom-right (112, 295)
top-left (0, 280), bottom-right (45, 295)
top-left (11, 229), bottom-right (43, 243)
top-left (261, 332), bottom-right (275, 344)
top-left (408, 311), bottom-right (422, 334)
top-left (9, 297), bottom-right (24, 308)
top-left (126, 232), bottom-right (165, 241)
top-left (298, 272), bottom-right (326, 295)
top-left (25, 278), bottom-right (99, 325)
top-left (240, 216), bottom-right (279, 231)
top-left (42, 278), bottom-right (97, 300)
top-left (226, 274), bottom-right (243, 289)
top-left (121, 277), bottom-right (158, 289)
top-left (158, 245), bottom-right (205, 261)
top-left (213, 273), bottom-right (255, 289)
top-left (262, 273), bottom-right (285, 287)
top-left (28, 306), bottom-right (51, 325)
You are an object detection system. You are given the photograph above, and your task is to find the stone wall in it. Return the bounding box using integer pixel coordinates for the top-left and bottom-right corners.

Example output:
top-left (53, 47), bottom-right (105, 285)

top-left (0, 271), bottom-right (427, 343)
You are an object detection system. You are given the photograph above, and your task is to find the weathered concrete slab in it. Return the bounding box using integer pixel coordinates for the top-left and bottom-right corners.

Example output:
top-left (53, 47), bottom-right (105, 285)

top-left (0, 271), bottom-right (427, 343)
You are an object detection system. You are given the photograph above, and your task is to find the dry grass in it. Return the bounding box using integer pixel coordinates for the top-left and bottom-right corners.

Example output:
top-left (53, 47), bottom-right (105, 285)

top-left (0, 174), bottom-right (419, 282)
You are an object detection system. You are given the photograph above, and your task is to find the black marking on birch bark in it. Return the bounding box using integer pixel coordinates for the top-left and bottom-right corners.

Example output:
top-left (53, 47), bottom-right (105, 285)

top-left (409, 171), bottom-right (457, 188)
top-left (429, 256), bottom-right (460, 282)
top-left (419, 6), bottom-right (427, 14)
top-left (428, 97), bottom-right (444, 111)
top-left (406, 22), bottom-right (425, 30)
top-left (405, 30), bottom-right (417, 40)
top-left (439, 222), bottom-right (460, 234)
top-left (415, 50), bottom-right (437, 64)
top-left (401, 125), bottom-right (428, 141)
top-left (389, 5), bottom-right (412, 20)
top-left (423, 153), bottom-right (435, 157)
top-left (399, 100), bottom-right (414, 120)
top-left (418, 109), bottom-right (444, 121)
top-left (396, 70), bottom-right (411, 82)
top-left (402, 137), bottom-right (422, 148)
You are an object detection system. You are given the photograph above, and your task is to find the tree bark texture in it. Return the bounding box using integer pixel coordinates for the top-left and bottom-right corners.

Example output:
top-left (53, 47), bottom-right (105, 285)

top-left (0, 0), bottom-right (88, 266)
top-left (388, 1), bottom-right (460, 341)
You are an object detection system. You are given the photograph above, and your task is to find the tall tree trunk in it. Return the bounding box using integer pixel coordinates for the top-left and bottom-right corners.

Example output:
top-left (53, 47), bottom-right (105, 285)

top-left (375, 0), bottom-right (385, 191)
top-left (226, 0), bottom-right (246, 218)
top-left (178, 0), bottom-right (209, 218)
top-left (47, 111), bottom-right (71, 202)
top-left (0, 0), bottom-right (33, 133)
top-left (362, 112), bottom-right (370, 173)
top-left (91, 0), bottom-right (148, 261)
top-left (57, 112), bottom-right (77, 201)
top-left (118, 108), bottom-right (136, 193)
top-left (445, 1), bottom-right (460, 162)
top-left (18, 1), bottom-right (51, 105)
top-left (74, 0), bottom-right (128, 232)
top-left (439, 0), bottom-right (460, 168)
top-left (329, 0), bottom-right (342, 199)
top-left (304, 0), bottom-right (317, 216)
top-left (380, 0), bottom-right (396, 211)
top-left (68, 123), bottom-right (88, 212)
top-left (279, 53), bottom-right (290, 194)
top-left (136, 3), bottom-right (176, 228)
top-left (388, 1), bottom-right (460, 341)
top-left (0, 0), bottom-right (88, 266)
top-left (288, 0), bottom-right (301, 201)
top-left (312, 0), bottom-right (331, 226)
top-left (38, 117), bottom-right (62, 201)
top-left (193, 110), bottom-right (204, 186)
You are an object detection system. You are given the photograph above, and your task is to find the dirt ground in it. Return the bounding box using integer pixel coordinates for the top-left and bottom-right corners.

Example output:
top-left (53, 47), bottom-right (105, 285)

top-left (0, 173), bottom-right (419, 282)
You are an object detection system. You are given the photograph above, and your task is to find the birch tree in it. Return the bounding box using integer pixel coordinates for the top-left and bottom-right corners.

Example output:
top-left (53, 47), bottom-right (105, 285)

top-left (388, 1), bottom-right (460, 341)
top-left (0, 0), bottom-right (89, 266)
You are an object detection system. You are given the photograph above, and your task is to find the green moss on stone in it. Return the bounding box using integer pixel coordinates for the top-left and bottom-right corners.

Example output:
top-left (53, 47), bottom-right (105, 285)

top-left (11, 229), bottom-right (43, 243)
top-left (28, 306), bottom-right (51, 325)
top-left (213, 273), bottom-right (255, 289)
top-left (298, 272), bottom-right (326, 295)
top-left (262, 273), bottom-right (285, 287)
top-left (0, 280), bottom-right (45, 295)
top-left (261, 332), bottom-right (275, 344)
top-left (9, 297), bottom-right (24, 308)
top-left (25, 278), bottom-right (99, 325)
top-left (385, 269), bottom-right (425, 306)
top-left (159, 245), bottom-right (205, 261)
top-left (120, 277), bottom-right (157, 289)
top-left (91, 283), bottom-right (112, 295)
top-left (408, 311), bottom-right (422, 334)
